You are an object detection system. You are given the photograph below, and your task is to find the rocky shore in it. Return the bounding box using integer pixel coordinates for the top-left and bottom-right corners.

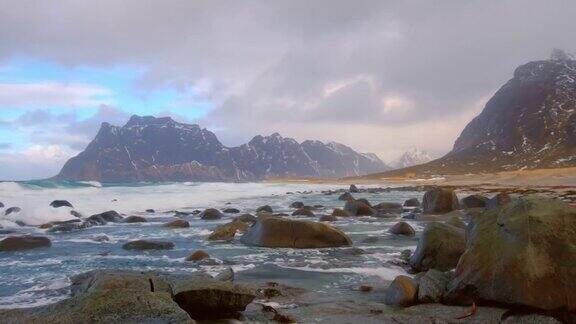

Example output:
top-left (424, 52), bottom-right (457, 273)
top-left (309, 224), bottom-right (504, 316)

top-left (0, 184), bottom-right (575, 323)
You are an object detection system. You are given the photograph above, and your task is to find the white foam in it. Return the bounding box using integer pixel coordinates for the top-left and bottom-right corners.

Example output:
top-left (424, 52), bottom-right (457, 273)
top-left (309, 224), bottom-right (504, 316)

top-left (279, 265), bottom-right (407, 281)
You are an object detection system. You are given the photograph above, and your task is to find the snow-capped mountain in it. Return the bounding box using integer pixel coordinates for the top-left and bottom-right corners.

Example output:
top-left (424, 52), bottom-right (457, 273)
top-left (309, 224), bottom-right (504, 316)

top-left (55, 115), bottom-right (388, 182)
top-left (391, 148), bottom-right (432, 169)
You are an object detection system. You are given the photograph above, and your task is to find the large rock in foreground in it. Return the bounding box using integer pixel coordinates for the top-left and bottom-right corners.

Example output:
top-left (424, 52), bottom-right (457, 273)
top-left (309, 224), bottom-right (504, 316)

top-left (240, 216), bottom-right (352, 248)
top-left (1, 268), bottom-right (257, 322)
top-left (447, 197), bottom-right (576, 311)
top-left (409, 222), bottom-right (465, 272)
top-left (422, 188), bottom-right (459, 214)
top-left (0, 235), bottom-right (51, 251)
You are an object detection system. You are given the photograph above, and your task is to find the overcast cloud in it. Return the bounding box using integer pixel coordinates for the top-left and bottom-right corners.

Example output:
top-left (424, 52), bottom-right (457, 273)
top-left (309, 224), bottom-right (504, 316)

top-left (0, 0), bottom-right (575, 179)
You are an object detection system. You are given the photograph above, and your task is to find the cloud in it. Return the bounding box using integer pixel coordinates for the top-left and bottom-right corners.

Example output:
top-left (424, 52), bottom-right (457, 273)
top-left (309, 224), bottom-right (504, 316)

top-left (0, 144), bottom-right (77, 180)
top-left (0, 143), bottom-right (11, 150)
top-left (0, 82), bottom-right (111, 109)
top-left (0, 0), bottom-right (575, 179)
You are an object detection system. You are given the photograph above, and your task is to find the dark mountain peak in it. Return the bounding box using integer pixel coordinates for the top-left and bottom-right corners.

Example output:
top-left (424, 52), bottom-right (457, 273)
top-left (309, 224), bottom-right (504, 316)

top-left (371, 55), bottom-right (576, 178)
top-left (124, 115), bottom-right (176, 128)
top-left (512, 57), bottom-right (576, 86)
top-left (57, 116), bottom-right (388, 182)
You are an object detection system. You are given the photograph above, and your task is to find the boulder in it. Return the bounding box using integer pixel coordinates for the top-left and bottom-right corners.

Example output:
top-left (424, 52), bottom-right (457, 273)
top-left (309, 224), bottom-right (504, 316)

top-left (417, 269), bottom-right (450, 303)
top-left (292, 208), bottom-right (315, 217)
top-left (256, 205), bottom-right (273, 213)
top-left (290, 201), bottom-right (305, 209)
top-left (235, 213), bottom-right (256, 224)
top-left (373, 202), bottom-right (403, 214)
top-left (50, 200), bottom-right (73, 208)
top-left (487, 192), bottom-right (512, 210)
top-left (122, 240), bottom-right (174, 250)
top-left (86, 210), bottom-right (123, 225)
top-left (240, 216), bottom-right (352, 248)
top-left (122, 215), bottom-right (147, 223)
top-left (385, 275), bottom-right (418, 307)
top-left (349, 184), bottom-right (360, 193)
top-left (388, 221), bottom-right (416, 236)
top-left (344, 200), bottom-right (376, 216)
top-left (13, 269), bottom-right (254, 322)
top-left (0, 235), bottom-right (51, 251)
top-left (48, 221), bottom-right (91, 233)
top-left (404, 198), bottom-right (420, 207)
top-left (319, 215), bottom-right (337, 222)
top-left (332, 208), bottom-right (351, 217)
top-left (422, 188), bottom-right (459, 214)
top-left (338, 192), bottom-right (354, 201)
top-left (163, 219), bottom-right (190, 228)
top-left (70, 210), bottom-right (82, 218)
top-left (207, 220), bottom-right (249, 241)
top-left (186, 250), bottom-right (210, 262)
top-left (4, 206), bottom-right (21, 215)
top-left (446, 197), bottom-right (576, 311)
top-left (447, 215), bottom-right (466, 229)
top-left (215, 268), bottom-right (234, 282)
top-left (461, 194), bottom-right (488, 208)
top-left (222, 208), bottom-right (240, 214)
top-left (409, 222), bottom-right (465, 272)
top-left (170, 273), bottom-right (255, 319)
top-left (199, 208), bottom-right (224, 220)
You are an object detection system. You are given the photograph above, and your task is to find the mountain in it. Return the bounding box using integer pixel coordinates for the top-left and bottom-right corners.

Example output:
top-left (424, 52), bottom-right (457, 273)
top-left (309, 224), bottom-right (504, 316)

top-left (55, 115), bottom-right (388, 182)
top-left (362, 54), bottom-right (576, 178)
top-left (391, 148), bottom-right (432, 169)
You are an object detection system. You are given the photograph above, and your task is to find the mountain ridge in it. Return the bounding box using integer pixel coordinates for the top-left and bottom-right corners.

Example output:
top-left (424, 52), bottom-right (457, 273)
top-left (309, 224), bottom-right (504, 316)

top-left (358, 55), bottom-right (576, 179)
top-left (56, 115), bottom-right (389, 182)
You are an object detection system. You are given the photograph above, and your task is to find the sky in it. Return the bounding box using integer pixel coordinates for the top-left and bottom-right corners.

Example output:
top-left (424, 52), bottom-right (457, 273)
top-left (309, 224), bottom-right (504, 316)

top-left (0, 0), bottom-right (575, 180)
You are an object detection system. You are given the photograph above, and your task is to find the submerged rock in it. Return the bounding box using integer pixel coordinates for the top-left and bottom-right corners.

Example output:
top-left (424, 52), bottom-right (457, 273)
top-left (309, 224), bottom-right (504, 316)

top-left (404, 198), bottom-right (420, 207)
top-left (292, 208), bottom-right (315, 217)
top-left (4, 206), bottom-right (21, 216)
top-left (50, 200), bottom-right (74, 208)
top-left (319, 214), bottom-right (337, 222)
top-left (186, 250), bottom-right (210, 262)
top-left (373, 202), bottom-right (403, 214)
top-left (385, 275), bottom-right (418, 307)
top-left (332, 208), bottom-right (351, 217)
top-left (0, 235), bottom-right (51, 251)
top-left (222, 208), bottom-right (240, 214)
top-left (422, 188), bottom-right (459, 214)
top-left (207, 220), bottom-right (249, 241)
top-left (409, 222), bottom-right (465, 272)
top-left (235, 213), bottom-right (257, 224)
top-left (163, 219), bottom-right (190, 228)
top-left (86, 210), bottom-right (123, 225)
top-left (343, 200), bottom-right (376, 216)
top-left (446, 197), bottom-right (576, 311)
top-left (122, 215), bottom-right (147, 223)
top-left (122, 240), bottom-right (174, 250)
top-left (199, 208), bottom-right (224, 220)
top-left (388, 221), bottom-right (416, 236)
top-left (145, 208), bottom-right (155, 213)
top-left (338, 192), bottom-right (354, 201)
top-left (256, 205), bottom-right (273, 213)
top-left (240, 216), bottom-right (352, 248)
top-left (290, 201), bottom-right (305, 209)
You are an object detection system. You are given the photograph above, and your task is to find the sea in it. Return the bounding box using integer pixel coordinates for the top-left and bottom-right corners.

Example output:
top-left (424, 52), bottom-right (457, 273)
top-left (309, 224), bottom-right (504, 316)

top-left (0, 180), bottom-right (423, 309)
